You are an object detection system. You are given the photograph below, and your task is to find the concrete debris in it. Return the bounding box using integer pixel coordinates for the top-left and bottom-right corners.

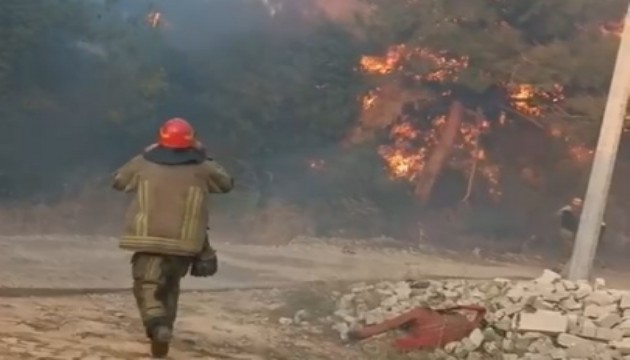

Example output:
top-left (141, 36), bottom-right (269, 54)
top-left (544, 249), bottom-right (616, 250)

top-left (517, 310), bottom-right (568, 333)
top-left (327, 269), bottom-right (630, 360)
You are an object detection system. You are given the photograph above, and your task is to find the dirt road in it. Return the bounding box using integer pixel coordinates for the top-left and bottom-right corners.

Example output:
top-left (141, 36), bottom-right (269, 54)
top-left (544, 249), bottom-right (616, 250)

top-left (0, 235), bottom-right (625, 359)
top-left (0, 235), bottom-right (541, 292)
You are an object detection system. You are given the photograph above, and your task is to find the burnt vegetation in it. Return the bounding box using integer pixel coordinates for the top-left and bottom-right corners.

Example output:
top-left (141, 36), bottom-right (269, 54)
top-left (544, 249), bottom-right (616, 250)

top-left (0, 0), bottom-right (629, 254)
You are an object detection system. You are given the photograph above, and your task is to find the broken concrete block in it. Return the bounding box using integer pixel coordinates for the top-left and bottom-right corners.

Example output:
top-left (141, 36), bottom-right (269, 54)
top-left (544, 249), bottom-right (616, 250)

top-left (468, 328), bottom-right (484, 350)
top-left (459, 338), bottom-right (476, 353)
top-left (586, 291), bottom-right (617, 306)
top-left (494, 318), bottom-right (513, 331)
top-left (594, 278), bottom-right (606, 291)
top-left (507, 287), bottom-right (526, 302)
top-left (536, 269), bottom-right (562, 284)
top-left (593, 327), bottom-right (623, 342)
top-left (611, 339), bottom-right (630, 354)
top-left (614, 319), bottom-right (630, 336)
top-left (566, 342), bottom-right (597, 358)
top-left (557, 333), bottom-right (591, 348)
top-left (560, 296), bottom-right (583, 311)
top-left (502, 338), bottom-right (514, 352)
top-left (584, 304), bottom-right (617, 319)
top-left (466, 352), bottom-right (483, 360)
top-left (528, 337), bottom-right (555, 354)
top-left (518, 311), bottom-right (568, 334)
top-left (380, 295), bottom-right (398, 308)
top-left (483, 328), bottom-right (501, 342)
top-left (596, 313), bottom-right (622, 329)
top-left (567, 314), bottom-right (583, 334)
top-left (482, 341), bottom-right (499, 354)
top-left (620, 294), bottom-right (630, 310)
top-left (504, 303), bottom-right (527, 316)
top-left (575, 281), bottom-right (594, 299)
top-left (533, 299), bottom-right (555, 311)
top-left (580, 320), bottom-right (598, 338)
top-left (521, 332), bottom-right (547, 339)
top-left (541, 288), bottom-right (570, 303)
top-left (444, 341), bottom-right (460, 353)
top-left (514, 336), bottom-right (536, 351)
top-left (595, 349), bottom-right (616, 360)
top-left (562, 279), bottom-right (578, 291)
top-left (549, 348), bottom-right (566, 360)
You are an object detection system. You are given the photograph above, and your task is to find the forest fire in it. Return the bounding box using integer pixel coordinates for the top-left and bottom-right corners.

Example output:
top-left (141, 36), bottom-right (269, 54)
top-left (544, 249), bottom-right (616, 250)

top-left (378, 122), bottom-right (430, 179)
top-left (360, 45), bottom-right (406, 75)
top-left (361, 88), bottom-right (380, 110)
top-left (360, 45), bottom-right (500, 198)
top-left (506, 83), bottom-right (565, 117)
top-left (360, 45), bottom-right (469, 82)
top-left (378, 114), bottom-right (502, 199)
top-left (355, 24), bottom-right (604, 203)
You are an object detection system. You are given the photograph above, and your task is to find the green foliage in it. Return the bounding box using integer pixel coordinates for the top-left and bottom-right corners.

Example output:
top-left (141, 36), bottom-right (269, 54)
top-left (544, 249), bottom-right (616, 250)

top-left (198, 21), bottom-right (362, 158)
top-left (0, 1), bottom-right (82, 95)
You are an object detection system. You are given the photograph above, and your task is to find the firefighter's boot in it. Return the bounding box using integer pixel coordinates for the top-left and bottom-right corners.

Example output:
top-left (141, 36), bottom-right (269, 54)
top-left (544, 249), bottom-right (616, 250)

top-left (150, 325), bottom-right (172, 358)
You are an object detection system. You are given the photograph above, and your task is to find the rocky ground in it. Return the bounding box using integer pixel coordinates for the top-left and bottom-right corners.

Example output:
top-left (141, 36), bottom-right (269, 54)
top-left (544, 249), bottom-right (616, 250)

top-left (324, 271), bottom-right (630, 360)
top-left (1, 235), bottom-right (630, 359)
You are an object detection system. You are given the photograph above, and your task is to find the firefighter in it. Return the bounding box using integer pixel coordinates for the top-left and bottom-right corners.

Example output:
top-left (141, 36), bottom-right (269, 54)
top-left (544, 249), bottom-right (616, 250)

top-left (112, 118), bottom-right (234, 358)
top-left (556, 197), bottom-right (606, 275)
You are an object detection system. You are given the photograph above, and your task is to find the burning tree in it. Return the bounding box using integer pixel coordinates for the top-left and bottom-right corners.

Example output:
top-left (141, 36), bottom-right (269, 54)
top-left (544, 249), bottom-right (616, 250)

top-left (2, 0), bottom-right (630, 246)
top-left (351, 0), bottom-right (627, 209)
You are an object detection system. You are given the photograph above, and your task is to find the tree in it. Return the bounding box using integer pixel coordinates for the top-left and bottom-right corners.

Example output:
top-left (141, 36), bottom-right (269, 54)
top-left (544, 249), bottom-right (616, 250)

top-left (344, 0), bottom-right (628, 240)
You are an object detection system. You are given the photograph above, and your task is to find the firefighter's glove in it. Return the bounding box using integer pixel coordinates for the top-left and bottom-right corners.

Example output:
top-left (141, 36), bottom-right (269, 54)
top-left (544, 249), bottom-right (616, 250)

top-left (190, 250), bottom-right (217, 277)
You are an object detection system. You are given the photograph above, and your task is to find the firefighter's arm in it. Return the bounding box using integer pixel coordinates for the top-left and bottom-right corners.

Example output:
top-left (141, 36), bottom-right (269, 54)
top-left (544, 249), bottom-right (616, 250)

top-left (112, 155), bottom-right (142, 192)
top-left (202, 159), bottom-right (234, 194)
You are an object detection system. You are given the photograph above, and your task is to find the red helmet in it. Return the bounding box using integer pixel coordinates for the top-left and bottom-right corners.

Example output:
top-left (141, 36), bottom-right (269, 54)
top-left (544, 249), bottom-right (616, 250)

top-left (158, 118), bottom-right (195, 149)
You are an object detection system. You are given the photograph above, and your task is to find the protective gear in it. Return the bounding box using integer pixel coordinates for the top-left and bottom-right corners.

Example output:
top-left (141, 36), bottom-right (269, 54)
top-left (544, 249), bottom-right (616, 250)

top-left (114, 140), bottom-right (233, 357)
top-left (131, 253), bottom-right (191, 345)
top-left (158, 118), bottom-right (195, 149)
top-left (150, 325), bottom-right (172, 358)
top-left (112, 155), bottom-right (234, 256)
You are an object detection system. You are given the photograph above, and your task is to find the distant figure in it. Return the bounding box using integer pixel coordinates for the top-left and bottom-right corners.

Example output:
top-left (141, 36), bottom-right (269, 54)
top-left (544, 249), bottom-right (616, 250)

top-left (112, 118), bottom-right (234, 358)
top-left (556, 197), bottom-right (606, 275)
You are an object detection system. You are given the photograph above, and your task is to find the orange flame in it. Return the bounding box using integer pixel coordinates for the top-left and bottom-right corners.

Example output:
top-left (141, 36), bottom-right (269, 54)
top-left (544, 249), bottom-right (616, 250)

top-left (506, 83), bottom-right (564, 117)
top-left (360, 45), bottom-right (468, 82)
top-left (360, 45), bottom-right (406, 75)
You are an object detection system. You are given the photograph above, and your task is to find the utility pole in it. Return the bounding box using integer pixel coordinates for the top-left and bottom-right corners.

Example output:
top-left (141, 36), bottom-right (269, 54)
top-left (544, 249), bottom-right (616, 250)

top-left (567, 3), bottom-right (630, 281)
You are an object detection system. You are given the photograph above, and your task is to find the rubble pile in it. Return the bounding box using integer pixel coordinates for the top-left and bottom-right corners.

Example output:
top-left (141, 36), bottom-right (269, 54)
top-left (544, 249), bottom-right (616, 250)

top-left (330, 270), bottom-right (630, 359)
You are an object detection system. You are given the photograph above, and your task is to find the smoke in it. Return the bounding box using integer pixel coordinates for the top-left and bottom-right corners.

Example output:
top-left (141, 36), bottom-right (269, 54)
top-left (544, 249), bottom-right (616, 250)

top-left (0, 0), bottom-right (361, 202)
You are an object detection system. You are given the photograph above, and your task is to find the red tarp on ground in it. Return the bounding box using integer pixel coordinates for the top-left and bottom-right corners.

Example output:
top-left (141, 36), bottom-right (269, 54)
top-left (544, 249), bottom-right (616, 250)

top-left (348, 305), bottom-right (486, 351)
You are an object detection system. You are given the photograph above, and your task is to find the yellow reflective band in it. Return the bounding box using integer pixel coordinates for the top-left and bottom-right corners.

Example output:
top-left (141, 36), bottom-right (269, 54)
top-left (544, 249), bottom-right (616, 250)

top-left (188, 187), bottom-right (203, 242)
top-left (180, 187), bottom-right (195, 241)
